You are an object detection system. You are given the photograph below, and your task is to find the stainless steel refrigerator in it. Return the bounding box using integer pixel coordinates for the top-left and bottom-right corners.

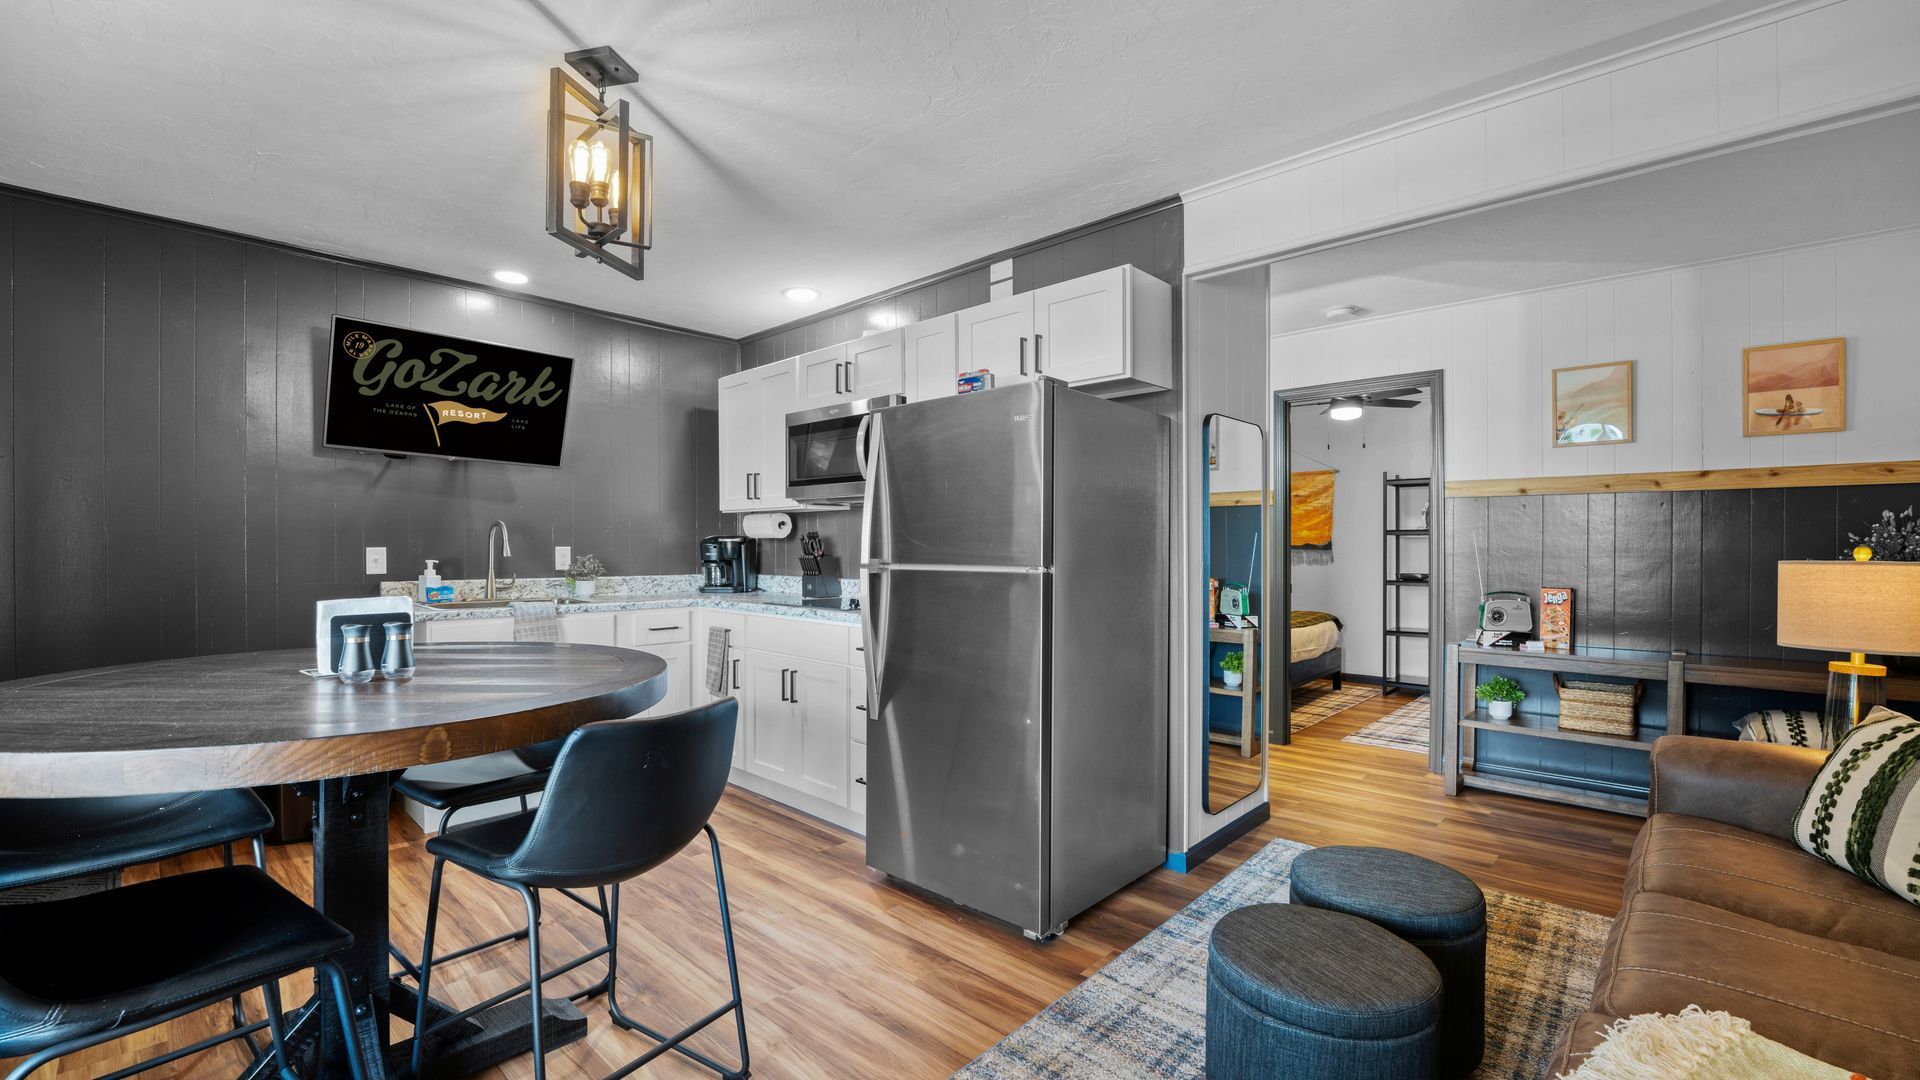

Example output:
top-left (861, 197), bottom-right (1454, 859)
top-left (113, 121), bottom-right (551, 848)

top-left (860, 378), bottom-right (1169, 939)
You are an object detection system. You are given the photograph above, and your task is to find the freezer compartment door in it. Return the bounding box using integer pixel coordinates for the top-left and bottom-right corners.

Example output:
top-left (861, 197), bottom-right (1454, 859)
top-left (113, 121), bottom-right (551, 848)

top-left (865, 381), bottom-right (1048, 569)
top-left (864, 565), bottom-right (1048, 933)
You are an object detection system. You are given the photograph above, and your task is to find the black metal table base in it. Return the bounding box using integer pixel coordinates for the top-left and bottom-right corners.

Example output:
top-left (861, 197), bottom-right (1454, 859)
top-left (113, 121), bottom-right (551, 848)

top-left (389, 978), bottom-right (589, 1079)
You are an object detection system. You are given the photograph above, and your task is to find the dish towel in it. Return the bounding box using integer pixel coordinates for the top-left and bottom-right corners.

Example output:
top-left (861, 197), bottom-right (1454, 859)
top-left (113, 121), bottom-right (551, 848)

top-left (509, 601), bottom-right (561, 642)
top-left (704, 626), bottom-right (731, 696)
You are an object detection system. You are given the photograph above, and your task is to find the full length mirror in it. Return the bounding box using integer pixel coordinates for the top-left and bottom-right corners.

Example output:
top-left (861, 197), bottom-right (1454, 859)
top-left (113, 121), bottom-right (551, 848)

top-left (1203, 413), bottom-right (1267, 813)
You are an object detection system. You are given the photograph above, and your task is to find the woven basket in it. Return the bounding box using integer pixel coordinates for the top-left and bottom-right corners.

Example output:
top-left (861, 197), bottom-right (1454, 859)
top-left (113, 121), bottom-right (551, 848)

top-left (1553, 675), bottom-right (1641, 736)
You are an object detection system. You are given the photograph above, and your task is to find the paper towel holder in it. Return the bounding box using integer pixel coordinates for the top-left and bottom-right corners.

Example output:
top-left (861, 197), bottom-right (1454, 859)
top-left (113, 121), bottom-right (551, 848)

top-left (741, 512), bottom-right (794, 540)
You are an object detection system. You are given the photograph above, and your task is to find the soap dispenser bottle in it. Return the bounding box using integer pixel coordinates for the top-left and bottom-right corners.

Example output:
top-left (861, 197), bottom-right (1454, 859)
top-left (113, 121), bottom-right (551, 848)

top-left (418, 560), bottom-right (446, 602)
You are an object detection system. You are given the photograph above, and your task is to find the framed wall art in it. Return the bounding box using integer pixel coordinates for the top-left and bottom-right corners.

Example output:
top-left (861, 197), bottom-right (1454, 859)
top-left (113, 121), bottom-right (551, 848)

top-left (1743, 337), bottom-right (1846, 437)
top-left (1552, 360), bottom-right (1634, 447)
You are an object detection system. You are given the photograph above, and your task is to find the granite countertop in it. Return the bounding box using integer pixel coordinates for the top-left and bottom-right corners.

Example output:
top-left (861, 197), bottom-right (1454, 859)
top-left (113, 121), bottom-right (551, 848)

top-left (386, 575), bottom-right (861, 626)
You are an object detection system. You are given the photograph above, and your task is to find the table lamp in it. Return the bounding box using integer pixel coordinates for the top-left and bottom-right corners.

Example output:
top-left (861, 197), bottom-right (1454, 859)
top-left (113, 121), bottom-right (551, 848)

top-left (1777, 549), bottom-right (1920, 739)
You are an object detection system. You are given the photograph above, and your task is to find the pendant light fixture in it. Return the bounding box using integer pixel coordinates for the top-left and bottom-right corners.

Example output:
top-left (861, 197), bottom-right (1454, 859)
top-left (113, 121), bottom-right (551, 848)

top-left (546, 46), bottom-right (654, 280)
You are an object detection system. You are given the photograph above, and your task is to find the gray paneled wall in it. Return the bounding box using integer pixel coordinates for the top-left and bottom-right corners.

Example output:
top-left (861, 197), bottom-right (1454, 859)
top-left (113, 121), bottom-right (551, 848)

top-left (735, 202), bottom-right (1184, 574)
top-left (0, 192), bottom-right (737, 679)
top-left (1445, 483), bottom-right (1920, 673)
top-left (1446, 482), bottom-right (1920, 794)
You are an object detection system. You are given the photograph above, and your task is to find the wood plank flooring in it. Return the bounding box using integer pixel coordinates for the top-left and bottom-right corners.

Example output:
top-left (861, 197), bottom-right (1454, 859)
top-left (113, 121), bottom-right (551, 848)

top-left (9, 691), bottom-right (1639, 1078)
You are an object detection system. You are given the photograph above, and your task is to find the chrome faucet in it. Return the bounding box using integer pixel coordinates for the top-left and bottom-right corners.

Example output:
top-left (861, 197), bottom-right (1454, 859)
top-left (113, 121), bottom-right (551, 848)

top-left (486, 520), bottom-right (516, 599)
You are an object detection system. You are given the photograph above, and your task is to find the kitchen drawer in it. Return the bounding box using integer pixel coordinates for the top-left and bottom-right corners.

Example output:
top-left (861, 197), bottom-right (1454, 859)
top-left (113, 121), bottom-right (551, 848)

top-left (560, 612), bottom-right (619, 646)
top-left (746, 614), bottom-right (852, 665)
top-left (619, 609), bottom-right (691, 646)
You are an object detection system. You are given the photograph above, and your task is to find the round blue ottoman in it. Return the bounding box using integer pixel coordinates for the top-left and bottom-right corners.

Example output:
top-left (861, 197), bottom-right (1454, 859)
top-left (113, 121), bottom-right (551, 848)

top-left (1206, 903), bottom-right (1441, 1079)
top-left (1290, 847), bottom-right (1487, 1079)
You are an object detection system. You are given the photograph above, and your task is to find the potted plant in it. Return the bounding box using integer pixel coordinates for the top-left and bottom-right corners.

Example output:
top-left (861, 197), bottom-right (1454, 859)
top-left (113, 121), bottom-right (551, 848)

top-left (1475, 675), bottom-right (1525, 720)
top-left (1220, 649), bottom-right (1245, 689)
top-left (566, 553), bottom-right (605, 599)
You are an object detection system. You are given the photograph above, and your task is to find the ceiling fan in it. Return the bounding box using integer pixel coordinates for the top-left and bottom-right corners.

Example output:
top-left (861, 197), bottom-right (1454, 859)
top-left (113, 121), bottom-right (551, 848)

top-left (1297, 387), bottom-right (1424, 420)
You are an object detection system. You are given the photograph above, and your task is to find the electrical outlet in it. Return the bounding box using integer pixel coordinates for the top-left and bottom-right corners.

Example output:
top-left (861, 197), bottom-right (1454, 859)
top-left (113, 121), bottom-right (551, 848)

top-left (554, 546), bottom-right (572, 572)
top-left (365, 547), bottom-right (387, 575)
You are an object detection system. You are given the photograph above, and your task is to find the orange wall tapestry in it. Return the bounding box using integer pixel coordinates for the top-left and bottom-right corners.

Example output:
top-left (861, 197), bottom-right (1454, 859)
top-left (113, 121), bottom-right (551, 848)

top-left (1290, 470), bottom-right (1334, 563)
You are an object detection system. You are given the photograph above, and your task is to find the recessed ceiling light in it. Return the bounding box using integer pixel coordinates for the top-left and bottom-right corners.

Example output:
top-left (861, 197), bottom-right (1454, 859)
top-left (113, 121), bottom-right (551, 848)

top-left (1324, 304), bottom-right (1363, 321)
top-left (1329, 402), bottom-right (1364, 421)
top-left (782, 286), bottom-right (821, 303)
top-left (491, 269), bottom-right (529, 285)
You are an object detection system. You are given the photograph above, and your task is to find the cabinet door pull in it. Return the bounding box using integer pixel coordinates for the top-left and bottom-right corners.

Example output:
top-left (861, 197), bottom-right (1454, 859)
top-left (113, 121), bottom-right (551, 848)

top-left (833, 362), bottom-right (843, 395)
top-left (854, 776), bottom-right (867, 786)
top-left (779, 668), bottom-right (790, 703)
top-left (731, 657), bottom-right (739, 690)
top-left (846, 361), bottom-right (856, 393)
top-left (648, 624), bottom-right (678, 632)
top-left (789, 670), bottom-right (799, 705)
top-left (1019, 336), bottom-right (1029, 375)
top-left (1033, 332), bottom-right (1043, 372)
top-left (855, 704), bottom-right (867, 713)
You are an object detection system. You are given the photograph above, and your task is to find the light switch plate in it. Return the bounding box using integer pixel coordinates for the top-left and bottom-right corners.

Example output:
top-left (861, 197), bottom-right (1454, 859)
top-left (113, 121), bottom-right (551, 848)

top-left (364, 547), bottom-right (387, 575)
top-left (554, 546), bottom-right (572, 571)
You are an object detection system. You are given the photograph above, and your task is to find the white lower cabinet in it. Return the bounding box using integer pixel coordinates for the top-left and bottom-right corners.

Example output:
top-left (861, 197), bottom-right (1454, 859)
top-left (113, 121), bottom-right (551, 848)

top-left (415, 616), bottom-right (514, 643)
top-left (694, 609), bottom-right (865, 833)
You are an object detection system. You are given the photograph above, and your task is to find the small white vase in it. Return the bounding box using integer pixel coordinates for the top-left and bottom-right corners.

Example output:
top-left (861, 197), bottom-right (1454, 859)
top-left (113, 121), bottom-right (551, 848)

top-left (573, 579), bottom-right (597, 599)
top-left (1222, 670), bottom-right (1243, 689)
top-left (1486, 699), bottom-right (1514, 720)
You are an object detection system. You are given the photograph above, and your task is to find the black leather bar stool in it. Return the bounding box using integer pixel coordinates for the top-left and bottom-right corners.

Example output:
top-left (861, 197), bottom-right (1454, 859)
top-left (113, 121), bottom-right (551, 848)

top-left (411, 700), bottom-right (751, 1080)
top-left (0, 789), bottom-right (278, 1054)
top-left (0, 865), bottom-right (368, 1079)
top-left (389, 738), bottom-right (613, 996)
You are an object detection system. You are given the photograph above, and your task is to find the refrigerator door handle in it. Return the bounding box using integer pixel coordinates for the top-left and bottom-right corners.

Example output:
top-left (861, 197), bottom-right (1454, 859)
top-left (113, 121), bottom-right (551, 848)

top-left (860, 566), bottom-right (885, 719)
top-left (860, 413), bottom-right (887, 568)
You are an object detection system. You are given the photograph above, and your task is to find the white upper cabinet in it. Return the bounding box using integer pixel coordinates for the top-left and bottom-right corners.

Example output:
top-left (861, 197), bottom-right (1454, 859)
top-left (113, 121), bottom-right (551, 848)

top-left (903, 313), bottom-right (959, 401)
top-left (716, 370), bottom-right (754, 511)
top-left (1031, 265), bottom-right (1173, 396)
top-left (719, 359), bottom-right (805, 512)
top-left (955, 292), bottom-right (1035, 388)
top-left (845, 328), bottom-right (904, 398)
top-left (792, 343), bottom-right (850, 411)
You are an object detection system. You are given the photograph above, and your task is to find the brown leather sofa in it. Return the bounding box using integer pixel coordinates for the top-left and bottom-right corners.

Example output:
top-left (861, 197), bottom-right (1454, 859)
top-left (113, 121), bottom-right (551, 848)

top-left (1548, 735), bottom-right (1920, 1080)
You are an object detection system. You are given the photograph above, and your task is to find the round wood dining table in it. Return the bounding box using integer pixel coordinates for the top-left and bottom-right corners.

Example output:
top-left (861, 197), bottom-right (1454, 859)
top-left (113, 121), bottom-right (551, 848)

top-left (0, 641), bottom-right (668, 1078)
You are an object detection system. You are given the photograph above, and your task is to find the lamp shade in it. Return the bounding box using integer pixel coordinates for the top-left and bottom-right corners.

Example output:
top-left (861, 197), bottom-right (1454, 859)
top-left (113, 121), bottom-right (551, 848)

top-left (1777, 560), bottom-right (1920, 655)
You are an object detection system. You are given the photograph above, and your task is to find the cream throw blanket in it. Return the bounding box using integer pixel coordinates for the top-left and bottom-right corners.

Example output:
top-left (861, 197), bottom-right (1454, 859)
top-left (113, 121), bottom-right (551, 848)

top-left (1562, 1007), bottom-right (1864, 1080)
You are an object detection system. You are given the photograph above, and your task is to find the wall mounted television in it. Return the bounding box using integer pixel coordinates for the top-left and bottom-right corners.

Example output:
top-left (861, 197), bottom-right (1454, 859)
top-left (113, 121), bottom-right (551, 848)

top-left (322, 316), bottom-right (574, 468)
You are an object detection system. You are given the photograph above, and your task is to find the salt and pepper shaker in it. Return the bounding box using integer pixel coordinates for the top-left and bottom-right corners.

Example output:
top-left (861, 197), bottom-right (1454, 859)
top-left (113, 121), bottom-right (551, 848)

top-left (337, 624), bottom-right (376, 685)
top-left (381, 621), bottom-right (415, 682)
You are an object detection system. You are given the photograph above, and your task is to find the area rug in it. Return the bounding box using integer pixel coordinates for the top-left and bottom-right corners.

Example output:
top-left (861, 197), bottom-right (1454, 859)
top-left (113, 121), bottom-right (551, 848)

top-left (957, 838), bottom-right (1610, 1080)
top-left (1288, 680), bottom-right (1379, 734)
top-left (1345, 693), bottom-right (1432, 754)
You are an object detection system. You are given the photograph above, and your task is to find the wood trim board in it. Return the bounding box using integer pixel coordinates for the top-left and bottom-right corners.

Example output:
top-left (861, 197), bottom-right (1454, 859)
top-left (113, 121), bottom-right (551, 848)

top-left (1445, 459), bottom-right (1920, 498)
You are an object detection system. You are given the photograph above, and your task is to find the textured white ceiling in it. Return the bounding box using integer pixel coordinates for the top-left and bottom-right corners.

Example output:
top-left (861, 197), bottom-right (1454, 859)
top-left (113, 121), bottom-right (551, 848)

top-left (1, 0), bottom-right (1779, 337)
top-left (1268, 111), bottom-right (1920, 335)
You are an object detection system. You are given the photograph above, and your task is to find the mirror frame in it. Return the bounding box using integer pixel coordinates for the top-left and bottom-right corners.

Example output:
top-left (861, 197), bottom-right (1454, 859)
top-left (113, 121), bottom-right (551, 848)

top-left (1201, 412), bottom-right (1270, 813)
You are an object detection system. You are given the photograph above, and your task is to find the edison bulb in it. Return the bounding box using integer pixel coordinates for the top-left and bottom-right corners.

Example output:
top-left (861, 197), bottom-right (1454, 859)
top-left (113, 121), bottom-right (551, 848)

top-left (568, 139), bottom-right (591, 183)
top-left (589, 140), bottom-right (610, 184)
top-left (606, 170), bottom-right (619, 209)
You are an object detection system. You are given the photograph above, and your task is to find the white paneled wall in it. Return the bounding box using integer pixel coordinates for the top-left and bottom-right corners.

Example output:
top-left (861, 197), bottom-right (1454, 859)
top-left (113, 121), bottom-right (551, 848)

top-left (1272, 228), bottom-right (1920, 483)
top-left (1188, 0), bottom-right (1920, 272)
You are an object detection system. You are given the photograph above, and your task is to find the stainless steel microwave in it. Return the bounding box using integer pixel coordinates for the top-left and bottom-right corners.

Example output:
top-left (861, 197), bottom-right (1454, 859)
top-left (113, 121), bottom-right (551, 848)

top-left (785, 395), bottom-right (904, 502)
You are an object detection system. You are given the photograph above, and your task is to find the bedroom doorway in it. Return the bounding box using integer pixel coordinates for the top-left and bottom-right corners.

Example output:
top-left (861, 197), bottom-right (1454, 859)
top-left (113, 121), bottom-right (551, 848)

top-left (1274, 371), bottom-right (1446, 774)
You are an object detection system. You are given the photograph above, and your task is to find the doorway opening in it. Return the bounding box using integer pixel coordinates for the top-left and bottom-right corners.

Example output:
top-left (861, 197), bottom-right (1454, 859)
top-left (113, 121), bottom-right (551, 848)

top-left (1273, 371), bottom-right (1445, 773)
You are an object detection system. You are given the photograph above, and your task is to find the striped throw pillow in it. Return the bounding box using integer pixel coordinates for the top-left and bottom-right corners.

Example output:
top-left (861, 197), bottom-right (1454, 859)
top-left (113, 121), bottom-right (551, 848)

top-left (1738, 708), bottom-right (1833, 750)
top-left (1792, 707), bottom-right (1920, 908)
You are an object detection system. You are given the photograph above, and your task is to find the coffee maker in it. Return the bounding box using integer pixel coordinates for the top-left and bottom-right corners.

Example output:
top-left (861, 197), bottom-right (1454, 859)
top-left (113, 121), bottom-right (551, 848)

top-left (699, 535), bottom-right (759, 594)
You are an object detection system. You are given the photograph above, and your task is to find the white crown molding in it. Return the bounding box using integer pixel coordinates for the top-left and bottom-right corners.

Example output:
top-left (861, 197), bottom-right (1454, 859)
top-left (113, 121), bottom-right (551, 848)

top-left (1182, 0), bottom-right (1836, 205)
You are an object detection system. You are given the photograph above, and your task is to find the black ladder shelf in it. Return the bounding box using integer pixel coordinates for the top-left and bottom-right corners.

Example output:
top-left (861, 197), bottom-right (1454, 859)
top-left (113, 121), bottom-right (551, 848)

top-left (1382, 474), bottom-right (1432, 697)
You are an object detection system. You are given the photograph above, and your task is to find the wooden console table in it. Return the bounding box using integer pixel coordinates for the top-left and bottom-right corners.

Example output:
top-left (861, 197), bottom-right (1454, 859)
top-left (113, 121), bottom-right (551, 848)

top-left (1443, 642), bottom-right (1920, 816)
top-left (1207, 625), bottom-right (1261, 757)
